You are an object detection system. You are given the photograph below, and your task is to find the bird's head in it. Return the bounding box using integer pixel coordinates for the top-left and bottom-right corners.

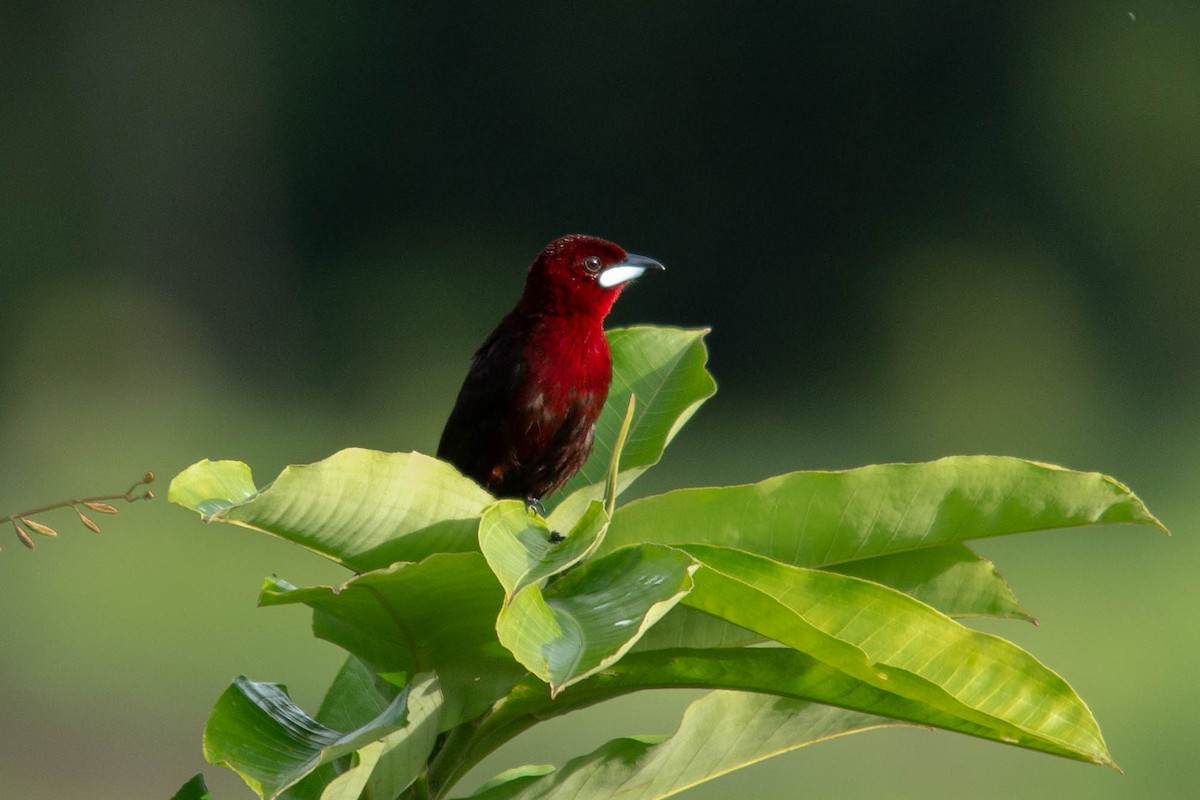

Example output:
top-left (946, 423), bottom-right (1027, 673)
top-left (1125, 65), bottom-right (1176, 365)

top-left (520, 234), bottom-right (665, 318)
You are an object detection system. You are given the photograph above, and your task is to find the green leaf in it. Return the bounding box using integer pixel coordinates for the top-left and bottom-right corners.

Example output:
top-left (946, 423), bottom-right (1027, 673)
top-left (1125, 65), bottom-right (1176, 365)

top-left (168, 459), bottom-right (257, 518)
top-left (632, 544), bottom-right (1031, 654)
top-left (479, 500), bottom-right (609, 602)
top-left (171, 774), bottom-right (213, 800)
top-left (474, 765), bottom-right (557, 795)
top-left (315, 674), bottom-right (443, 800)
top-left (551, 327), bottom-right (716, 517)
top-left (170, 448), bottom-right (494, 570)
top-left (831, 544), bottom-right (1034, 622)
top-left (202, 675), bottom-right (413, 799)
top-left (466, 647), bottom-right (1031, 772)
top-left (680, 545), bottom-right (1114, 766)
top-left (315, 656), bottom-right (398, 732)
top-left (606, 456), bottom-right (1167, 567)
top-left (603, 393), bottom-right (637, 516)
top-left (467, 691), bottom-right (897, 800)
top-left (260, 553), bottom-right (525, 729)
top-left (496, 544), bottom-right (698, 695)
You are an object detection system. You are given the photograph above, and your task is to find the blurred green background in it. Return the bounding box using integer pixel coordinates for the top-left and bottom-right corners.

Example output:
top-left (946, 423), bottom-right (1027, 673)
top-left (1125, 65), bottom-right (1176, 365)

top-left (2, 3), bottom-right (1197, 798)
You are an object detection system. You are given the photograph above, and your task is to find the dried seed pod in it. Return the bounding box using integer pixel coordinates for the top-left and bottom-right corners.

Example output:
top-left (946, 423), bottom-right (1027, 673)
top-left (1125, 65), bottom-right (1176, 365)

top-left (143, 471), bottom-right (156, 484)
top-left (76, 509), bottom-right (102, 534)
top-left (21, 517), bottom-right (59, 537)
top-left (14, 523), bottom-right (35, 549)
top-left (83, 501), bottom-right (120, 514)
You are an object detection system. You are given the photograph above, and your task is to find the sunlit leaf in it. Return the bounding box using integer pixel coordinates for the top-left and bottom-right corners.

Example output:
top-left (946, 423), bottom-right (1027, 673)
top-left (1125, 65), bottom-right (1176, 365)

top-left (633, 543), bottom-right (1032, 653)
top-left (496, 545), bottom-right (698, 695)
top-left (470, 647), bottom-right (1030, 766)
top-left (479, 500), bottom-right (609, 602)
top-left (170, 448), bottom-right (493, 570)
top-left (681, 545), bottom-right (1114, 765)
top-left (168, 459), bottom-right (257, 518)
top-left (467, 691), bottom-right (897, 800)
top-left (606, 456), bottom-right (1167, 566)
top-left (551, 327), bottom-right (715, 517)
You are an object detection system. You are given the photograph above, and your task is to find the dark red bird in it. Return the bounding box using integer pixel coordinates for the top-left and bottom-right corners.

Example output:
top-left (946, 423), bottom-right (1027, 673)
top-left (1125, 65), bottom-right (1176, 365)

top-left (437, 234), bottom-right (664, 508)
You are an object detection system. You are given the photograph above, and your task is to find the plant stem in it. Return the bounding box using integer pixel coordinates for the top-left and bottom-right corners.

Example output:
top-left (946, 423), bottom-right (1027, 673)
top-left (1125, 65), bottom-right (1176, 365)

top-left (2, 472), bottom-right (155, 523)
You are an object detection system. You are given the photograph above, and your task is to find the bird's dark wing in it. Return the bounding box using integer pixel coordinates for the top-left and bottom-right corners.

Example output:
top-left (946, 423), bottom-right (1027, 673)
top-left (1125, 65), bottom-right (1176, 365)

top-left (436, 316), bottom-right (528, 489)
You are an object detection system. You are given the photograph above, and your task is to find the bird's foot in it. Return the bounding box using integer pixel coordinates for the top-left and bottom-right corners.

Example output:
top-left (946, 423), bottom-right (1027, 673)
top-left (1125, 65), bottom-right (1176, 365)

top-left (525, 497), bottom-right (546, 516)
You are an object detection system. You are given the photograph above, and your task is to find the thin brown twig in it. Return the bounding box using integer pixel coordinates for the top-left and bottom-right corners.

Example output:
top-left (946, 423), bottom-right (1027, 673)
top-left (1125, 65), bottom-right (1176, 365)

top-left (3, 471), bottom-right (155, 550)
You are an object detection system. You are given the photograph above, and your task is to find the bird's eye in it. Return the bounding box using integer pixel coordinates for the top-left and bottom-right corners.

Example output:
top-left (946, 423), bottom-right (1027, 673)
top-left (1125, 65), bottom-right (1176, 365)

top-left (583, 255), bottom-right (603, 274)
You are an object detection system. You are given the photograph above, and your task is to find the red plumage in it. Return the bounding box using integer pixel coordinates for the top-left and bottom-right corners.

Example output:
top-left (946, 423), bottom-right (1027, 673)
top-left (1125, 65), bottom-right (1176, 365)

top-left (437, 234), bottom-right (664, 505)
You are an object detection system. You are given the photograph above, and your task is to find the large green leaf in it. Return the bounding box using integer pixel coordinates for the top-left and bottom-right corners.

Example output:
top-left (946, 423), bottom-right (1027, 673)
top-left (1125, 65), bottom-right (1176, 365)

top-left (550, 327), bottom-right (715, 517)
top-left (260, 553), bottom-right (524, 729)
top-left (630, 543), bottom-right (1031, 654)
top-left (460, 647), bottom-right (1037, 779)
top-left (465, 691), bottom-right (897, 800)
top-left (606, 456), bottom-right (1167, 566)
top-left (496, 544), bottom-right (698, 695)
top-left (202, 674), bottom-right (415, 800)
top-left (170, 448), bottom-right (494, 570)
top-left (479, 500), bottom-right (609, 602)
top-left (680, 545), bottom-right (1114, 765)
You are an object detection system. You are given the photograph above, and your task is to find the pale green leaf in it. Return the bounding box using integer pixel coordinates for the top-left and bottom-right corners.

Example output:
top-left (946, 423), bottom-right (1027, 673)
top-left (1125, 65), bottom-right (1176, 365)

top-left (479, 500), bottom-right (609, 602)
top-left (633, 543), bottom-right (1031, 653)
top-left (606, 456), bottom-right (1167, 567)
top-left (681, 545), bottom-right (1114, 765)
top-left (468, 647), bottom-right (1030, 769)
top-left (168, 459), bottom-right (257, 518)
top-left (496, 545), bottom-right (698, 695)
top-left (466, 691), bottom-right (897, 800)
top-left (170, 448), bottom-right (494, 571)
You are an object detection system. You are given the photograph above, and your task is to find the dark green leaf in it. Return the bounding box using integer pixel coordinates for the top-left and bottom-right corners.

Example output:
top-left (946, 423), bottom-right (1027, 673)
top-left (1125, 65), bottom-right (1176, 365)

top-left (202, 675), bottom-right (412, 799)
top-left (171, 774), bottom-right (213, 800)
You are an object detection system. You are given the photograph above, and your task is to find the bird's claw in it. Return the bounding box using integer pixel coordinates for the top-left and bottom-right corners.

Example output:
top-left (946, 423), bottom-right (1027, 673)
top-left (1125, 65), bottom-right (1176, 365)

top-left (525, 497), bottom-right (546, 516)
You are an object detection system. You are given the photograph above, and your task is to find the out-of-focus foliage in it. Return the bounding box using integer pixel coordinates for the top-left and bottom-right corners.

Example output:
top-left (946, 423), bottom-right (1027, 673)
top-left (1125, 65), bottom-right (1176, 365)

top-left (1, 3), bottom-right (1196, 799)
